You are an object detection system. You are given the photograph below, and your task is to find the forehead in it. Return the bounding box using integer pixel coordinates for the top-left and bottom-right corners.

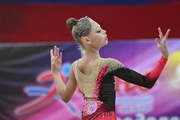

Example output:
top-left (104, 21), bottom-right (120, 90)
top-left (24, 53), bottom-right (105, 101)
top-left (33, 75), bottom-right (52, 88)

top-left (90, 19), bottom-right (100, 29)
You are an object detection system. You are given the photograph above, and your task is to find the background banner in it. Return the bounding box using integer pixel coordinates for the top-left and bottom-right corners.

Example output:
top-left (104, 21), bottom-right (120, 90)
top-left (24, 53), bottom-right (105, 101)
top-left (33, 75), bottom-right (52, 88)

top-left (0, 39), bottom-right (180, 120)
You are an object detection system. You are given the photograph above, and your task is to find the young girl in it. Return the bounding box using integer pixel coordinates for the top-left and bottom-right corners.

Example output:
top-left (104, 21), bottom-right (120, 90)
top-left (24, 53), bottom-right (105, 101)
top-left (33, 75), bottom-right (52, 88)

top-left (50, 16), bottom-right (170, 120)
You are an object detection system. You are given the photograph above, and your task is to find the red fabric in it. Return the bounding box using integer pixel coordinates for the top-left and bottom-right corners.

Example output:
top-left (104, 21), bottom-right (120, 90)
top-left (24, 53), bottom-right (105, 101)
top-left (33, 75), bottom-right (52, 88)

top-left (93, 64), bottom-right (108, 99)
top-left (82, 65), bottom-right (113, 120)
top-left (82, 111), bottom-right (117, 120)
top-left (146, 56), bottom-right (168, 81)
top-left (94, 111), bottom-right (117, 120)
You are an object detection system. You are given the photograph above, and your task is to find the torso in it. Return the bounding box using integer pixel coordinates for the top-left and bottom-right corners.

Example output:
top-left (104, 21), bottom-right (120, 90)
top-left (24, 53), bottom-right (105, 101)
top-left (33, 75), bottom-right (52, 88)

top-left (72, 57), bottom-right (117, 98)
top-left (72, 57), bottom-right (120, 120)
top-left (77, 58), bottom-right (101, 77)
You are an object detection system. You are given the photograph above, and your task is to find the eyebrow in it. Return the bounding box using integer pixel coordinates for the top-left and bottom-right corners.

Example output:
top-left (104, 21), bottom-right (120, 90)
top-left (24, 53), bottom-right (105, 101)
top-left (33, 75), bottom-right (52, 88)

top-left (96, 25), bottom-right (101, 30)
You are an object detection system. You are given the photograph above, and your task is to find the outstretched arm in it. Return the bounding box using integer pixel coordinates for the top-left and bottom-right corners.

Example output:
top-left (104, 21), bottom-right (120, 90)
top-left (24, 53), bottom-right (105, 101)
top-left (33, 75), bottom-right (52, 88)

top-left (146, 27), bottom-right (170, 80)
top-left (50, 46), bottom-right (77, 103)
top-left (112, 28), bottom-right (170, 88)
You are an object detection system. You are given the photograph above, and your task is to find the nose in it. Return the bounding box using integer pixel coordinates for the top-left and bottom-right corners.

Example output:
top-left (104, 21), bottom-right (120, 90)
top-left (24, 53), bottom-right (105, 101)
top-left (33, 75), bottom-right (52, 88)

top-left (103, 29), bottom-right (106, 34)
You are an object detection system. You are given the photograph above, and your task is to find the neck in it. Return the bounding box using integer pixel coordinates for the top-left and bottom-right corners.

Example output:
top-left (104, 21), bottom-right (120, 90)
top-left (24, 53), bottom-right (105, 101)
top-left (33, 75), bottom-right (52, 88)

top-left (82, 50), bottom-right (100, 62)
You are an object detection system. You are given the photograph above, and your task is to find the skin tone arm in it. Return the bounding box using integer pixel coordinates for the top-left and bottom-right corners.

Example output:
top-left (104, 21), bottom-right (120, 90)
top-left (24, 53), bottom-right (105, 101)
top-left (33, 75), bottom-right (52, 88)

top-left (50, 46), bottom-right (77, 103)
top-left (156, 27), bottom-right (170, 58)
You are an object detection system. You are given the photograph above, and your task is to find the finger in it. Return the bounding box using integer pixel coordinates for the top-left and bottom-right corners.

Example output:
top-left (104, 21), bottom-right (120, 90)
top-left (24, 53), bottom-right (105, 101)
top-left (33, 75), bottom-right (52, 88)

top-left (51, 56), bottom-right (56, 65)
top-left (164, 29), bottom-right (171, 39)
top-left (50, 49), bottom-right (53, 57)
top-left (54, 46), bottom-right (57, 56)
top-left (54, 57), bottom-right (60, 70)
top-left (155, 38), bottom-right (161, 47)
top-left (59, 52), bottom-right (62, 61)
top-left (161, 29), bottom-right (170, 45)
top-left (158, 27), bottom-right (164, 39)
top-left (57, 47), bottom-right (59, 57)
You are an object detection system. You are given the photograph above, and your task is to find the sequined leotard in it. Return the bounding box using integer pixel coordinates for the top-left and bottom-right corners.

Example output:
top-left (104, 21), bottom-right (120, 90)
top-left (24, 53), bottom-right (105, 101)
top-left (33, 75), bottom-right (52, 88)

top-left (72, 57), bottom-right (167, 120)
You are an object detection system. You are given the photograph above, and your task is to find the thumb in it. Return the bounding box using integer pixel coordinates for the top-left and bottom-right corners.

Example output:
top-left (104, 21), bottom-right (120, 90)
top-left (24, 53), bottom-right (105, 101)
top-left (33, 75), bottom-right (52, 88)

top-left (155, 38), bottom-right (161, 47)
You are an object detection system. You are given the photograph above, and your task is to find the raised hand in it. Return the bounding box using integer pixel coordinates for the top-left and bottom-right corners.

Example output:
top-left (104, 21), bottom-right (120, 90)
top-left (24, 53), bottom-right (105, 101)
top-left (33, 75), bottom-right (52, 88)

top-left (50, 46), bottom-right (62, 74)
top-left (155, 27), bottom-right (170, 58)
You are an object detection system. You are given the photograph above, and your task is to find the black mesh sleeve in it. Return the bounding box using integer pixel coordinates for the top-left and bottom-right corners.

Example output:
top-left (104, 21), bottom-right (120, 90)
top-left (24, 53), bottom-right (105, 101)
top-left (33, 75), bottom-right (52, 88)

top-left (112, 66), bottom-right (157, 89)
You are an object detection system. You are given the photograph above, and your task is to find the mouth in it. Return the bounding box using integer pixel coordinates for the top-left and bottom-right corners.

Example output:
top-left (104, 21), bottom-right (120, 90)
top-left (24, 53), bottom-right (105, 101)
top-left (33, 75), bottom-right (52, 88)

top-left (105, 36), bottom-right (108, 40)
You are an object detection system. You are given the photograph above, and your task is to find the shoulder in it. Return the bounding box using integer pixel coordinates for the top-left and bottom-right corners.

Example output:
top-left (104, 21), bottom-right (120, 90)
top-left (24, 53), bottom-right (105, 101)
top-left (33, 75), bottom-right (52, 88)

top-left (101, 58), bottom-right (124, 67)
top-left (71, 60), bottom-right (78, 67)
top-left (70, 59), bottom-right (80, 73)
top-left (99, 58), bottom-right (125, 74)
top-left (69, 60), bottom-right (80, 80)
top-left (71, 59), bottom-right (80, 68)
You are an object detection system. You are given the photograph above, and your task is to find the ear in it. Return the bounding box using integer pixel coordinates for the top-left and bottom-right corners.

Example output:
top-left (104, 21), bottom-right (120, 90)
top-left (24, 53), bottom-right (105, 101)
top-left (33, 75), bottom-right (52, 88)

top-left (82, 37), bottom-right (91, 45)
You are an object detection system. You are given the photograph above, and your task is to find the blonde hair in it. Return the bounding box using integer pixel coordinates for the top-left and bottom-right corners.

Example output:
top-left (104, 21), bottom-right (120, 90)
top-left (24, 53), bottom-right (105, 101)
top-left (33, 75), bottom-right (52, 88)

top-left (66, 16), bottom-right (92, 55)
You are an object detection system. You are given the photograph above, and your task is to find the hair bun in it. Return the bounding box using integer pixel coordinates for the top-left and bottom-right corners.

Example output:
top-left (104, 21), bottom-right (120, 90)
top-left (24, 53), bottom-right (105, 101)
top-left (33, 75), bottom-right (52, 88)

top-left (66, 18), bottom-right (78, 30)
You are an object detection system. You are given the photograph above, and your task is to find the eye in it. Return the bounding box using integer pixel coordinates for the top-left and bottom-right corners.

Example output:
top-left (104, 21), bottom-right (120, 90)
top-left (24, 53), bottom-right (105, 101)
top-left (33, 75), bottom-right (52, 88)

top-left (97, 29), bottom-right (101, 33)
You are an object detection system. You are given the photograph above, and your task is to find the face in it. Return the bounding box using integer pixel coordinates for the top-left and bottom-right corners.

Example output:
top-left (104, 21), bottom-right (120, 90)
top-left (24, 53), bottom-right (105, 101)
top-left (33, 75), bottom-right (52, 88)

top-left (85, 19), bottom-right (108, 49)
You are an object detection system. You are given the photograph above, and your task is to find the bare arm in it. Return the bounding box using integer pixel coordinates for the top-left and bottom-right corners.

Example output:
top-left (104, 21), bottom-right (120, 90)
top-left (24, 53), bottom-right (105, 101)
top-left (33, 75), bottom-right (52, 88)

top-left (50, 46), bottom-right (77, 103)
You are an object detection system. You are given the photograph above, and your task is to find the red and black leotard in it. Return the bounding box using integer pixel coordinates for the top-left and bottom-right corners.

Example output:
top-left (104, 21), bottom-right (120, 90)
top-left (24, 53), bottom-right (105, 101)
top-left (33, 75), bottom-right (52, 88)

top-left (72, 56), bottom-right (168, 120)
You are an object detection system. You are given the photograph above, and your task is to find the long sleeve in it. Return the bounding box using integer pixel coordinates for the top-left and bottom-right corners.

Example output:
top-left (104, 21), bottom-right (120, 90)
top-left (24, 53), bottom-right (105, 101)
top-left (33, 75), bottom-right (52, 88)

top-left (146, 56), bottom-right (168, 81)
top-left (111, 56), bottom-right (168, 89)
